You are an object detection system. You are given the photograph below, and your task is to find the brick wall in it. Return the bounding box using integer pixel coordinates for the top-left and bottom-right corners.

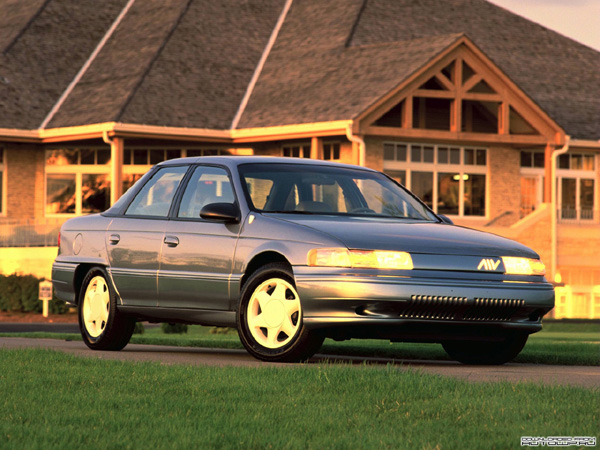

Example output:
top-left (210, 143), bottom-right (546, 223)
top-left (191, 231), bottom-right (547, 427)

top-left (4, 144), bottom-right (45, 221)
top-left (363, 137), bottom-right (384, 171)
top-left (487, 146), bottom-right (520, 226)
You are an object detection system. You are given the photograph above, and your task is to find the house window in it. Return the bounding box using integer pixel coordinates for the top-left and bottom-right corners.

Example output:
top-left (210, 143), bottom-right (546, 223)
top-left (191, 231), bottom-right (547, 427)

top-left (282, 144), bottom-right (310, 158)
top-left (519, 150), bottom-right (546, 218)
top-left (520, 150), bottom-right (545, 168)
top-left (556, 152), bottom-right (597, 222)
top-left (383, 142), bottom-right (487, 217)
top-left (0, 148), bottom-right (5, 215)
top-left (46, 149), bottom-right (111, 216)
top-left (323, 143), bottom-right (340, 160)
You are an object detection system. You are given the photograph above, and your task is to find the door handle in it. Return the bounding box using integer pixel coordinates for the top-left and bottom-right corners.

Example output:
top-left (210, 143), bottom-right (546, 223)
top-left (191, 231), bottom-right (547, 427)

top-left (164, 235), bottom-right (179, 247)
top-left (109, 234), bottom-right (120, 245)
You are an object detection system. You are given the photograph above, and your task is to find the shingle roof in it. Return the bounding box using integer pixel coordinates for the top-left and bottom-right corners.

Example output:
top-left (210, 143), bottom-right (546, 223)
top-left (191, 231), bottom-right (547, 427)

top-left (346, 0), bottom-right (600, 140)
top-left (0, 0), bottom-right (128, 129)
top-left (0, 0), bottom-right (598, 140)
top-left (48, 0), bottom-right (284, 129)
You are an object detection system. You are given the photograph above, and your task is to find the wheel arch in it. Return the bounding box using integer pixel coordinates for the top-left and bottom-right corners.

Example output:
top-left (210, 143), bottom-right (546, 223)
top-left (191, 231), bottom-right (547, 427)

top-left (73, 263), bottom-right (107, 305)
top-left (240, 251), bottom-right (292, 291)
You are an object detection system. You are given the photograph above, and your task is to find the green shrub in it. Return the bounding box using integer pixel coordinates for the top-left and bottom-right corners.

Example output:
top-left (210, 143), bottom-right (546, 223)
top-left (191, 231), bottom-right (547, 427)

top-left (209, 326), bottom-right (233, 335)
top-left (161, 323), bottom-right (188, 334)
top-left (0, 274), bottom-right (68, 314)
top-left (133, 322), bottom-right (145, 334)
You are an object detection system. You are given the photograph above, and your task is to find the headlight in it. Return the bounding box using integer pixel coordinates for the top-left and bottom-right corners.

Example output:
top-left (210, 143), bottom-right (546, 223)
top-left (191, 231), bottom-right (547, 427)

top-left (307, 248), bottom-right (413, 270)
top-left (502, 257), bottom-right (546, 276)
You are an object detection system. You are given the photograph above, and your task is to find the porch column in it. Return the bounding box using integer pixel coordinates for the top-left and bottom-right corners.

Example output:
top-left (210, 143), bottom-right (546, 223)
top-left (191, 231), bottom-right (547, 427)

top-left (544, 142), bottom-right (554, 202)
top-left (310, 136), bottom-right (322, 160)
top-left (110, 137), bottom-right (124, 205)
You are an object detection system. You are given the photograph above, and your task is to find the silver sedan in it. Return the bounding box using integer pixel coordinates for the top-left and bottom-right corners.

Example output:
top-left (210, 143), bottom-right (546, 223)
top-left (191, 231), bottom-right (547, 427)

top-left (52, 157), bottom-right (554, 364)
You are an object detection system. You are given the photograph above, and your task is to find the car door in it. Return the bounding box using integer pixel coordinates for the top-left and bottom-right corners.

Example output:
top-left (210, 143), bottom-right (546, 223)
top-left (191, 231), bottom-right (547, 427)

top-left (158, 165), bottom-right (240, 310)
top-left (106, 165), bottom-right (190, 307)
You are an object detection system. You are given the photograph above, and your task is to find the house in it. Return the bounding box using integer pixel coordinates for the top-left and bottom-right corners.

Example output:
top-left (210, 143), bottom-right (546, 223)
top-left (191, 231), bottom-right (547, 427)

top-left (0, 0), bottom-right (598, 317)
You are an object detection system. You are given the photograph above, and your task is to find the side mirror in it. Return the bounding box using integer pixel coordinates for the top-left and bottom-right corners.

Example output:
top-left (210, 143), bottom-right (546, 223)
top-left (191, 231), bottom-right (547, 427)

top-left (438, 214), bottom-right (454, 225)
top-left (200, 203), bottom-right (240, 223)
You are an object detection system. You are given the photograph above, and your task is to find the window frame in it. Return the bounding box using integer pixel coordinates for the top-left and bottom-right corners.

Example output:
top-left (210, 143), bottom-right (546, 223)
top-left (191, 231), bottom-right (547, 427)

top-left (171, 164), bottom-right (240, 223)
top-left (45, 147), bottom-right (111, 217)
top-left (383, 142), bottom-right (488, 218)
top-left (123, 165), bottom-right (192, 219)
top-left (556, 152), bottom-right (598, 222)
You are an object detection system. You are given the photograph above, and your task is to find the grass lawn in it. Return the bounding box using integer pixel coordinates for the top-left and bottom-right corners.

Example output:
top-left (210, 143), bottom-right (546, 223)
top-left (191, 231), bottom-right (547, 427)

top-left (1, 321), bottom-right (598, 366)
top-left (0, 348), bottom-right (598, 450)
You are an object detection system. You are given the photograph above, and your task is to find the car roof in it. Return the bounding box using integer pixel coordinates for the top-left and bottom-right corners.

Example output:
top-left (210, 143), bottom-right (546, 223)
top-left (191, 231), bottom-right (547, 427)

top-left (157, 155), bottom-right (378, 172)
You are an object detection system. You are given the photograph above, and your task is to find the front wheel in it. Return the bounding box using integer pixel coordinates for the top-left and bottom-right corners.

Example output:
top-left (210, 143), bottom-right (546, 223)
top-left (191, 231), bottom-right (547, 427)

top-left (78, 267), bottom-right (135, 351)
top-left (442, 333), bottom-right (528, 365)
top-left (237, 263), bottom-right (323, 362)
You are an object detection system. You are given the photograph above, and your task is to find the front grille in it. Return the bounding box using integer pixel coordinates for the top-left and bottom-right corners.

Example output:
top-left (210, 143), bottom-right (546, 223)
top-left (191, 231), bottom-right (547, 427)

top-left (398, 295), bottom-right (468, 320)
top-left (463, 298), bottom-right (525, 321)
top-left (398, 295), bottom-right (525, 322)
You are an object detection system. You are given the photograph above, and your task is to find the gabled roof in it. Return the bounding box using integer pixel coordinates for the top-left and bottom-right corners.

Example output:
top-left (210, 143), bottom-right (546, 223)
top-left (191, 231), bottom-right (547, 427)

top-left (0, 0), bottom-right (598, 140)
top-left (346, 0), bottom-right (600, 140)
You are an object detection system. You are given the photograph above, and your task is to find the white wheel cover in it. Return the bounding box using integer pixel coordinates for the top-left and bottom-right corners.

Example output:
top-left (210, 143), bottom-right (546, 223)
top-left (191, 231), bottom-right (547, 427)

top-left (82, 276), bottom-right (110, 338)
top-left (247, 278), bottom-right (302, 349)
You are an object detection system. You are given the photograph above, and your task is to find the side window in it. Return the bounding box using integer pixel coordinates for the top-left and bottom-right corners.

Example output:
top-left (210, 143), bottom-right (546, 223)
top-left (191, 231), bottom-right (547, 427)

top-left (125, 166), bottom-right (188, 217)
top-left (178, 166), bottom-right (235, 218)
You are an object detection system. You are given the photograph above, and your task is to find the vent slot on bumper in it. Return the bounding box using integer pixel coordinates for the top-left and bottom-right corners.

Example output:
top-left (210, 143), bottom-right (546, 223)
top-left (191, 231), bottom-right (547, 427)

top-left (462, 298), bottom-right (525, 321)
top-left (397, 295), bottom-right (525, 322)
top-left (399, 295), bottom-right (468, 320)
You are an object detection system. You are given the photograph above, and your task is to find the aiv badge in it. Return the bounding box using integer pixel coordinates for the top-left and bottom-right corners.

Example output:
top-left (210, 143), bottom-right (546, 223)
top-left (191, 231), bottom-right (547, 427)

top-left (478, 258), bottom-right (501, 271)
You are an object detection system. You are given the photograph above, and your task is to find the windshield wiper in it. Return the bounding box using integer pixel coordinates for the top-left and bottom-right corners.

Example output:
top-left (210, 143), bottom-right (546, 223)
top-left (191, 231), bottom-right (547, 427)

top-left (264, 210), bottom-right (317, 215)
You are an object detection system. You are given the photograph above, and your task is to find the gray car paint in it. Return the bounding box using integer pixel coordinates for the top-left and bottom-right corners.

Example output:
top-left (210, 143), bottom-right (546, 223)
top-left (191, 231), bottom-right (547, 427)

top-left (52, 156), bottom-right (553, 338)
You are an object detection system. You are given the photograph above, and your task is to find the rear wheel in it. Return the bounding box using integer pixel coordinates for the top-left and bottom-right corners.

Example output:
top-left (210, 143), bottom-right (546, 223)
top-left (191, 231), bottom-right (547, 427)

top-left (237, 263), bottom-right (323, 362)
top-left (442, 333), bottom-right (528, 365)
top-left (78, 267), bottom-right (135, 351)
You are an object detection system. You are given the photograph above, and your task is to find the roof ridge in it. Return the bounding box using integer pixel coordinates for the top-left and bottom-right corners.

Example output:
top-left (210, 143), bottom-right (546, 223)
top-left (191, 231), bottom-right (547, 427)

top-left (230, 0), bottom-right (294, 130)
top-left (2, 0), bottom-right (51, 55)
top-left (115, 0), bottom-right (194, 122)
top-left (347, 32), bottom-right (465, 51)
top-left (38, 0), bottom-right (136, 129)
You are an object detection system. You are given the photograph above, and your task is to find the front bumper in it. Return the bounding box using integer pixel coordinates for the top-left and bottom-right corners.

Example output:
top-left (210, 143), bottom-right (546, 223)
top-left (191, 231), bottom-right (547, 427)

top-left (293, 267), bottom-right (554, 342)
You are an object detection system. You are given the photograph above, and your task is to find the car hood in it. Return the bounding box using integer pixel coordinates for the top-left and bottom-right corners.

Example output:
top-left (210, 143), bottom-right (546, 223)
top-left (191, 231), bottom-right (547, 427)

top-left (269, 215), bottom-right (538, 258)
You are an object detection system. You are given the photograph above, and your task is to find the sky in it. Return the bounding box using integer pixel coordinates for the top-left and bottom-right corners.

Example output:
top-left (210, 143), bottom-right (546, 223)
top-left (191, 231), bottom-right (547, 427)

top-left (487, 0), bottom-right (600, 51)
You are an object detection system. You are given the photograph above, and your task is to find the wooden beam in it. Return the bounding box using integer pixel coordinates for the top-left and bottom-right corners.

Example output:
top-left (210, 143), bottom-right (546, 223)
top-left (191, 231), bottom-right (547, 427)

top-left (413, 90), bottom-right (455, 99)
top-left (435, 72), bottom-right (455, 91)
top-left (499, 101), bottom-right (510, 135)
top-left (450, 99), bottom-right (462, 132)
top-left (364, 125), bottom-right (548, 145)
top-left (403, 96), bottom-right (413, 129)
top-left (455, 56), bottom-right (463, 89)
top-left (462, 92), bottom-right (502, 102)
top-left (462, 74), bottom-right (483, 93)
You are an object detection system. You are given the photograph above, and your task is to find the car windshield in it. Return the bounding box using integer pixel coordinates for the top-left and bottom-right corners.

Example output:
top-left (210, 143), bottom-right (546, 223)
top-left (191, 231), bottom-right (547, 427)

top-left (239, 163), bottom-right (437, 221)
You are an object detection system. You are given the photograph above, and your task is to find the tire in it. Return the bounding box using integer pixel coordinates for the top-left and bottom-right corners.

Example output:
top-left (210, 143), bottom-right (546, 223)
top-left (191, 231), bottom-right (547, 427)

top-left (78, 266), bottom-right (135, 351)
top-left (442, 333), bottom-right (528, 365)
top-left (237, 263), bottom-right (324, 362)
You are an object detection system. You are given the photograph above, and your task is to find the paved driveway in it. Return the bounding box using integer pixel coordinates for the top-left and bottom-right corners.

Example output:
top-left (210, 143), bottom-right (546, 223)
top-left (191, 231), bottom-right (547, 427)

top-left (1, 337), bottom-right (598, 389)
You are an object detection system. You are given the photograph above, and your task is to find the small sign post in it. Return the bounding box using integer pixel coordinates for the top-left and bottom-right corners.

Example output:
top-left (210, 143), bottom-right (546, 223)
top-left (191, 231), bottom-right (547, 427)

top-left (39, 280), bottom-right (53, 318)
